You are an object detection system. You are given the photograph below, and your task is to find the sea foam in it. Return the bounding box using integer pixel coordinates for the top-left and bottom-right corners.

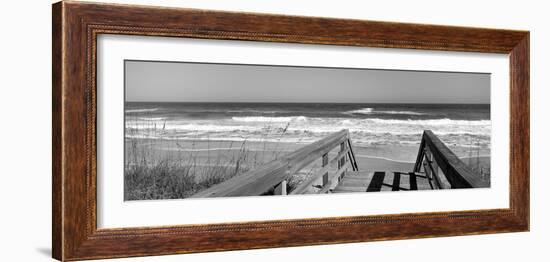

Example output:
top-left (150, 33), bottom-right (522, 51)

top-left (125, 108), bottom-right (159, 113)
top-left (232, 116), bottom-right (308, 122)
top-left (345, 107), bottom-right (426, 115)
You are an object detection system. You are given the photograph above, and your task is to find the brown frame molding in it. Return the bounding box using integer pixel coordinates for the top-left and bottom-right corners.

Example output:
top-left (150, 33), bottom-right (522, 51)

top-left (52, 1), bottom-right (529, 261)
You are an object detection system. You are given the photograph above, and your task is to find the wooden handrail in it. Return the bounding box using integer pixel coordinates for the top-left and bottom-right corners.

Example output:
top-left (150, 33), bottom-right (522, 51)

top-left (413, 130), bottom-right (489, 188)
top-left (192, 129), bottom-right (359, 198)
top-left (290, 142), bottom-right (356, 195)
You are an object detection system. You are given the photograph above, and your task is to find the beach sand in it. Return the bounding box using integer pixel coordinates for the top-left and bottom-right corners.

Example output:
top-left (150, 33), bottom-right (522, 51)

top-left (126, 138), bottom-right (488, 174)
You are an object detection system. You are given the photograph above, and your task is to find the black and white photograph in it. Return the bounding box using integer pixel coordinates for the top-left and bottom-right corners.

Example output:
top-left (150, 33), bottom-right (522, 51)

top-left (124, 60), bottom-right (491, 200)
top-left (2, 0), bottom-right (543, 261)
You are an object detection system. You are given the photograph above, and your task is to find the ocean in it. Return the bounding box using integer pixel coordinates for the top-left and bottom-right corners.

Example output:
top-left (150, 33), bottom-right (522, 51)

top-left (125, 102), bottom-right (491, 153)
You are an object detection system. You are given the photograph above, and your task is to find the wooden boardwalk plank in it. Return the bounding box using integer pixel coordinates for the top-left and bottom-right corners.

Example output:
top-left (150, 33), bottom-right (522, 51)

top-left (366, 172), bottom-right (386, 192)
top-left (408, 172), bottom-right (417, 190)
top-left (391, 172), bottom-right (401, 191)
top-left (412, 172), bottom-right (433, 190)
top-left (333, 171), bottom-right (435, 193)
top-left (380, 171), bottom-right (394, 191)
top-left (400, 172), bottom-right (411, 190)
top-left (345, 172), bottom-right (373, 178)
top-left (332, 171), bottom-right (371, 193)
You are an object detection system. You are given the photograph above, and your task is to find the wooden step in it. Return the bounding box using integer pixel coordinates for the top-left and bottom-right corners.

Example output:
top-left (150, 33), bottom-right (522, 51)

top-left (341, 172), bottom-right (374, 180)
top-left (332, 171), bottom-right (434, 193)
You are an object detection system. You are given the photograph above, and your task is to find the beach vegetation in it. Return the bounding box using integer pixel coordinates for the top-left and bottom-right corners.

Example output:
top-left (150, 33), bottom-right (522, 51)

top-left (124, 119), bottom-right (298, 200)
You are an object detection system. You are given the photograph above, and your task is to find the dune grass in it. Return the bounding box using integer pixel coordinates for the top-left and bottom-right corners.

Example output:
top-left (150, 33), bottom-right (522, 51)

top-left (123, 118), bottom-right (295, 200)
top-left (124, 157), bottom-right (254, 200)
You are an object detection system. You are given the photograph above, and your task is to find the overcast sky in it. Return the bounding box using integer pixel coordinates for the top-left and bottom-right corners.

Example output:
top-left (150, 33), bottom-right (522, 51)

top-left (125, 60), bottom-right (490, 104)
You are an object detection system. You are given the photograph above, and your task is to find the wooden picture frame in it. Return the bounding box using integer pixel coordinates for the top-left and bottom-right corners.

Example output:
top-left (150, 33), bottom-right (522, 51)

top-left (52, 1), bottom-right (529, 261)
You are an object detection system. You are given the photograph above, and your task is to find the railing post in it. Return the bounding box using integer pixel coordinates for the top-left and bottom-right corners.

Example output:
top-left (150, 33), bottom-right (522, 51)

top-left (338, 142), bottom-right (346, 169)
top-left (426, 148), bottom-right (432, 167)
top-left (413, 134), bottom-right (426, 172)
top-left (274, 180), bottom-right (287, 195)
top-left (340, 141), bottom-right (349, 180)
top-left (322, 153), bottom-right (329, 187)
top-left (346, 139), bottom-right (359, 171)
top-left (423, 149), bottom-right (431, 179)
top-left (431, 149), bottom-right (439, 177)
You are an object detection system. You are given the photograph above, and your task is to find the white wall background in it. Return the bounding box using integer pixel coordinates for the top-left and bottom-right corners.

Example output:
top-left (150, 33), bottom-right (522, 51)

top-left (0, 0), bottom-right (546, 261)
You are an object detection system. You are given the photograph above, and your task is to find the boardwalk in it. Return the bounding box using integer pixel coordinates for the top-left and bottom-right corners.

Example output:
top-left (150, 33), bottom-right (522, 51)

top-left (333, 171), bottom-right (433, 193)
top-left (192, 129), bottom-right (488, 198)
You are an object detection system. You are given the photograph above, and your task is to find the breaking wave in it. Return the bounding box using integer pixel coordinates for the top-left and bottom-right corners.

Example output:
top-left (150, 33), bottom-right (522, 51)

top-left (126, 115), bottom-right (491, 148)
top-left (125, 108), bottom-right (159, 113)
top-left (232, 116), bottom-right (308, 122)
top-left (346, 107), bottom-right (426, 115)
